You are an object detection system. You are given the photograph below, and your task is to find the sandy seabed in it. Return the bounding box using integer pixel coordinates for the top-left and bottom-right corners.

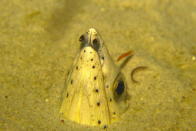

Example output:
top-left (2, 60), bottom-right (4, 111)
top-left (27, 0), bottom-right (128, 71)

top-left (0, 0), bottom-right (195, 131)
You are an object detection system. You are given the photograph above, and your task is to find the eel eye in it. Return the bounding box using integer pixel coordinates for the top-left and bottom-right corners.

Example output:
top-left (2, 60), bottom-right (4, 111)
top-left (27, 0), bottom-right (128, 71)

top-left (79, 34), bottom-right (87, 49)
top-left (79, 35), bottom-right (85, 42)
top-left (92, 38), bottom-right (100, 51)
top-left (115, 80), bottom-right (125, 95)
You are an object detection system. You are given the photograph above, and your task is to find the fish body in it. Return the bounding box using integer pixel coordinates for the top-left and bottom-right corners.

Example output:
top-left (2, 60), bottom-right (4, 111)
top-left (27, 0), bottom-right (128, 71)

top-left (60, 28), bottom-right (128, 128)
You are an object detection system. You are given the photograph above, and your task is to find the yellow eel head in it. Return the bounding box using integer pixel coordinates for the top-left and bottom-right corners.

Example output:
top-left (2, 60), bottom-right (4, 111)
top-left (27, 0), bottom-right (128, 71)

top-left (60, 28), bottom-right (129, 129)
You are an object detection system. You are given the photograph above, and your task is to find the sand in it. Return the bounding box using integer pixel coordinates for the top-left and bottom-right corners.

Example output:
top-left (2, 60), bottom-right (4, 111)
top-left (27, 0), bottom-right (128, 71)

top-left (0, 0), bottom-right (195, 130)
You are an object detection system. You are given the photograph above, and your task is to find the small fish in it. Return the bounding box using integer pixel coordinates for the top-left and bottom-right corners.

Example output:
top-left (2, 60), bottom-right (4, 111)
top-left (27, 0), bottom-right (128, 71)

top-left (60, 28), bottom-right (129, 128)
